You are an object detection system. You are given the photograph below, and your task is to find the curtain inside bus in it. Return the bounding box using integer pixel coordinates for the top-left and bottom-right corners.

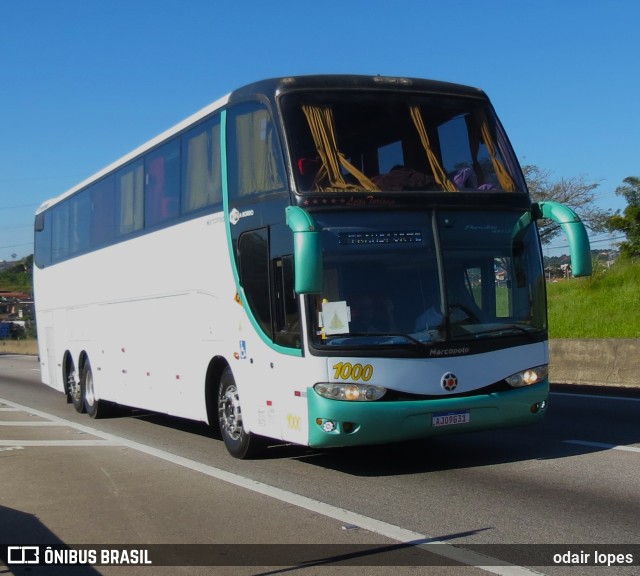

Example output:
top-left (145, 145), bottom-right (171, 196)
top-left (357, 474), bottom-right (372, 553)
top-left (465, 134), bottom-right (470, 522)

top-left (230, 105), bottom-right (285, 197)
top-left (409, 106), bottom-right (457, 192)
top-left (183, 118), bottom-right (222, 212)
top-left (301, 105), bottom-right (379, 192)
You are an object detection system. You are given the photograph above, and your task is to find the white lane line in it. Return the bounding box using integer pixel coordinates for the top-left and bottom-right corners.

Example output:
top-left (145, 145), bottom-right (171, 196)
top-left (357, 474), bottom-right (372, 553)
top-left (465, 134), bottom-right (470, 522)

top-left (0, 440), bottom-right (119, 447)
top-left (0, 407), bottom-right (21, 411)
top-left (0, 421), bottom-right (67, 426)
top-left (550, 392), bottom-right (640, 402)
top-left (564, 439), bottom-right (640, 453)
top-left (0, 397), bottom-right (543, 576)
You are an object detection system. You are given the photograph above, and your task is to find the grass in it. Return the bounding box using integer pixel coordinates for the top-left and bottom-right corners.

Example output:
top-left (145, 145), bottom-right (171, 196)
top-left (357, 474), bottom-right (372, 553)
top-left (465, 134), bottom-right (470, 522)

top-left (547, 260), bottom-right (640, 338)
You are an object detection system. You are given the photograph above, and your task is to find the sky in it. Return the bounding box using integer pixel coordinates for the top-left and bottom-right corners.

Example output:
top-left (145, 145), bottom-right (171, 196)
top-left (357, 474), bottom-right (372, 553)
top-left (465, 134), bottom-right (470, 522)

top-left (1, 0), bottom-right (638, 262)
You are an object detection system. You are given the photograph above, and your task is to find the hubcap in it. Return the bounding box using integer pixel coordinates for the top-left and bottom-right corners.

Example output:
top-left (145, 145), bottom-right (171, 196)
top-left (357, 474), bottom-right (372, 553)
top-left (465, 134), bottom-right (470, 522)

top-left (85, 369), bottom-right (95, 406)
top-left (219, 385), bottom-right (243, 440)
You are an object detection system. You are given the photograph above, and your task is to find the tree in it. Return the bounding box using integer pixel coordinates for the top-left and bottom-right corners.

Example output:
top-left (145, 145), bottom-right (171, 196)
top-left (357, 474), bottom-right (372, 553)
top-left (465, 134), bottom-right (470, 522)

top-left (607, 176), bottom-right (640, 259)
top-left (522, 165), bottom-right (610, 243)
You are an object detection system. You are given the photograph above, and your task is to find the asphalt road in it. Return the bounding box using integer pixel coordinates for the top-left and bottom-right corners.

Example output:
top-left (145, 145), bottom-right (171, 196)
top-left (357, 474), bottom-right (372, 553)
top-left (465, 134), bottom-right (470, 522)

top-left (1, 355), bottom-right (639, 576)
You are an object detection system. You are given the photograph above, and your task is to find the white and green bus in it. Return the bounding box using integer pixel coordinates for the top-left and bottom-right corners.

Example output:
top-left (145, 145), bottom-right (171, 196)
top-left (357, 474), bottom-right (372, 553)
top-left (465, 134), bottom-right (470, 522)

top-left (34, 75), bottom-right (591, 458)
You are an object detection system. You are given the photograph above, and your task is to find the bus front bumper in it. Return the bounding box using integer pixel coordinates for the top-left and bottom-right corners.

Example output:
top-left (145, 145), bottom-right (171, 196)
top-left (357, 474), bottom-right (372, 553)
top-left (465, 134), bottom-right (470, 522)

top-left (307, 381), bottom-right (549, 448)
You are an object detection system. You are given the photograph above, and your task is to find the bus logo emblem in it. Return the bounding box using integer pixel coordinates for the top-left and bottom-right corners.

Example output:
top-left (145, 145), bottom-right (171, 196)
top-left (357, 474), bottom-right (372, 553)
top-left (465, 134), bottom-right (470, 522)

top-left (229, 208), bottom-right (255, 225)
top-left (441, 372), bottom-right (458, 392)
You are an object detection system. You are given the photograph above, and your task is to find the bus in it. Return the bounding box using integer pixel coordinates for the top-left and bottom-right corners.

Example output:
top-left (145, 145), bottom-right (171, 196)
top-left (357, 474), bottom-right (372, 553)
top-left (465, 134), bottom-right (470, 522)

top-left (34, 75), bottom-right (591, 458)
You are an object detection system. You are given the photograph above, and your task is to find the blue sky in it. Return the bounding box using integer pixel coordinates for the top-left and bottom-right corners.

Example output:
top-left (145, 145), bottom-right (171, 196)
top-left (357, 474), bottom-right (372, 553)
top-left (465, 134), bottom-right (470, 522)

top-left (1, 0), bottom-right (637, 262)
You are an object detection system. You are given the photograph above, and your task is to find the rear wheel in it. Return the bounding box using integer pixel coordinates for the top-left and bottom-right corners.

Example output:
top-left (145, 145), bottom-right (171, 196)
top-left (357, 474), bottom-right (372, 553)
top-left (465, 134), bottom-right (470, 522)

top-left (66, 365), bottom-right (85, 413)
top-left (218, 367), bottom-right (264, 459)
top-left (81, 360), bottom-right (109, 419)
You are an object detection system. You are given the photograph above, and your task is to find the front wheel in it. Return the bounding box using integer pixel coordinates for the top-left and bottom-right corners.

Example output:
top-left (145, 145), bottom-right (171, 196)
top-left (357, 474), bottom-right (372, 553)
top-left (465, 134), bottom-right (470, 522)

top-left (218, 367), bottom-right (264, 459)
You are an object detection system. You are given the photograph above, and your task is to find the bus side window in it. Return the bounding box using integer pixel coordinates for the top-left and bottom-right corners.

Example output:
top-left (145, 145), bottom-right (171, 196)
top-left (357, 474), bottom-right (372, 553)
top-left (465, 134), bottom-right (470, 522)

top-left (69, 192), bottom-right (91, 255)
top-left (145, 139), bottom-right (181, 228)
top-left (274, 256), bottom-right (301, 348)
top-left (182, 116), bottom-right (222, 214)
top-left (90, 176), bottom-right (116, 248)
top-left (116, 162), bottom-right (144, 236)
top-left (227, 102), bottom-right (286, 199)
top-left (51, 202), bottom-right (70, 262)
top-left (238, 228), bottom-right (273, 339)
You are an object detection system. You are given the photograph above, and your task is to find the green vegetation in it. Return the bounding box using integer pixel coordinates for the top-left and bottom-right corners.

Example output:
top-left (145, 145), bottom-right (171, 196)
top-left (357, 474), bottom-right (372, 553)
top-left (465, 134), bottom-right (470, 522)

top-left (606, 176), bottom-right (640, 259)
top-left (547, 259), bottom-right (640, 338)
top-left (0, 256), bottom-right (33, 294)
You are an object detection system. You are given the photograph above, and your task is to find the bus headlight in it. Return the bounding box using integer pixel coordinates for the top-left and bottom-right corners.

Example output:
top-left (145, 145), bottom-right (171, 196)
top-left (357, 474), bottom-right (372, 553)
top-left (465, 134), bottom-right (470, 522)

top-left (314, 382), bottom-right (387, 401)
top-left (505, 365), bottom-right (549, 387)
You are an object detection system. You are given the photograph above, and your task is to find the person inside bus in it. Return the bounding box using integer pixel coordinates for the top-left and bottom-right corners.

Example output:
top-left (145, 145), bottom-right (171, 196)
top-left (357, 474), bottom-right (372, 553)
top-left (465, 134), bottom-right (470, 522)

top-left (372, 165), bottom-right (435, 191)
top-left (414, 305), bottom-right (444, 333)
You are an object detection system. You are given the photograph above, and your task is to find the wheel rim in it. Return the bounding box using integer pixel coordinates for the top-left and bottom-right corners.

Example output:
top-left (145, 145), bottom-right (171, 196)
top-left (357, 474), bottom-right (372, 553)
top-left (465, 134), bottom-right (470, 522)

top-left (219, 384), bottom-right (243, 441)
top-left (84, 368), bottom-right (95, 407)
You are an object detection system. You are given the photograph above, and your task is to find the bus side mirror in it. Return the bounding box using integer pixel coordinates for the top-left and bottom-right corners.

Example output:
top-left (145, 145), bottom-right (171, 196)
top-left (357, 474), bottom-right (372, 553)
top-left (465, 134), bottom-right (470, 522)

top-left (533, 201), bottom-right (592, 277)
top-left (285, 206), bottom-right (323, 294)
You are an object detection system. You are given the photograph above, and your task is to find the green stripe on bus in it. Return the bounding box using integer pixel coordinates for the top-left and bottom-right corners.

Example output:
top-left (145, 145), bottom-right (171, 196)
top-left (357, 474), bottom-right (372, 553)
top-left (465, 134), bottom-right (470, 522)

top-left (220, 109), bottom-right (302, 357)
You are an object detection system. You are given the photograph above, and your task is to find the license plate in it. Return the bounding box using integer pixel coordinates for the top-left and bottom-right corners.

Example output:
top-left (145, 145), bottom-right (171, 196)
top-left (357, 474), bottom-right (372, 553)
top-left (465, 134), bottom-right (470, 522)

top-left (432, 410), bottom-right (470, 427)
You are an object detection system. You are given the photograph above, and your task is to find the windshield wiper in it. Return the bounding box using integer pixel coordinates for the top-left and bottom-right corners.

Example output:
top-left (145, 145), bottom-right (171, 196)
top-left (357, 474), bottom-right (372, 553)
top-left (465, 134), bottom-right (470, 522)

top-left (375, 332), bottom-right (431, 346)
top-left (324, 332), bottom-right (432, 347)
top-left (468, 324), bottom-right (539, 339)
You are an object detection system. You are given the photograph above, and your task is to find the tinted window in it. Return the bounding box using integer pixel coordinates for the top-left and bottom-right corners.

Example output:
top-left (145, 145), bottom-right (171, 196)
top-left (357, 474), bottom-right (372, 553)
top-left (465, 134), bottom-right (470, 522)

top-left (51, 203), bottom-right (70, 261)
top-left (145, 139), bottom-right (181, 228)
top-left (69, 192), bottom-right (91, 255)
top-left (227, 103), bottom-right (286, 199)
top-left (282, 92), bottom-right (523, 193)
top-left (239, 228), bottom-right (272, 338)
top-left (117, 161), bottom-right (144, 236)
top-left (90, 175), bottom-right (116, 247)
top-left (182, 117), bottom-right (222, 213)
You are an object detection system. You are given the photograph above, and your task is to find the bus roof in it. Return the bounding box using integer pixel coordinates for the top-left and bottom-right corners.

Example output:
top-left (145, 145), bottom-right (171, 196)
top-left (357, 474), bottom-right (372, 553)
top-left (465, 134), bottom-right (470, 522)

top-left (229, 75), bottom-right (486, 103)
top-left (36, 74), bottom-right (487, 214)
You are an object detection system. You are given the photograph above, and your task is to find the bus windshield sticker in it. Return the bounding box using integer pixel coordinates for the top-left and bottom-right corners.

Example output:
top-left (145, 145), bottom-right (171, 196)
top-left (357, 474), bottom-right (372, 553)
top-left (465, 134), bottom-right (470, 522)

top-left (319, 301), bottom-right (351, 336)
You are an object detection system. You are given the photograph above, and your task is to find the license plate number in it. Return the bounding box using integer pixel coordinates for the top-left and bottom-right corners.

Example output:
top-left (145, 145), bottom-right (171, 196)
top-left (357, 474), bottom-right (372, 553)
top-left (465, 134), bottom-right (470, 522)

top-left (432, 410), bottom-right (470, 427)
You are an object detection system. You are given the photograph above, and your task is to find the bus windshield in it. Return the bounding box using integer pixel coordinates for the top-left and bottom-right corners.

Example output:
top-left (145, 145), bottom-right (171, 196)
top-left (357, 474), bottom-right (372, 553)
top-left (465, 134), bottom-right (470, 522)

top-left (311, 209), bottom-right (546, 349)
top-left (282, 91), bottom-right (525, 194)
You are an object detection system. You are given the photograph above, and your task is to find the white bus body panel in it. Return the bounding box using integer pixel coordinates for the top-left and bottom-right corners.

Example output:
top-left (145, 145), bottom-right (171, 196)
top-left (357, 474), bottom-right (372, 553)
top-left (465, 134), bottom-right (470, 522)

top-left (35, 212), bottom-right (238, 422)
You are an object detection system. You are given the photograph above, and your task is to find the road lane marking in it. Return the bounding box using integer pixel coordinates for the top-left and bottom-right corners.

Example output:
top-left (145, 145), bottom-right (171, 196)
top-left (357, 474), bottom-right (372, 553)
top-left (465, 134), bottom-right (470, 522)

top-left (0, 397), bottom-right (543, 576)
top-left (0, 421), bottom-right (68, 426)
top-left (551, 392), bottom-right (640, 402)
top-left (0, 440), bottom-right (120, 447)
top-left (564, 439), bottom-right (640, 453)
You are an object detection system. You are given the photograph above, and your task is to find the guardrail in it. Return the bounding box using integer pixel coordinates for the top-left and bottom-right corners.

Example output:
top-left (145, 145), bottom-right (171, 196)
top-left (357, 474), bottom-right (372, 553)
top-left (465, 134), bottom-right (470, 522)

top-left (0, 339), bottom-right (38, 355)
top-left (549, 339), bottom-right (640, 388)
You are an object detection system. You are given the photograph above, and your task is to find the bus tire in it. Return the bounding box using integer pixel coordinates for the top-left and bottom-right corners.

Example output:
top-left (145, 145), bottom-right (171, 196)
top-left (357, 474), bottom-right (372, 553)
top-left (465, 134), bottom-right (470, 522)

top-left (81, 359), bottom-right (109, 419)
top-left (218, 367), bottom-right (264, 459)
top-left (66, 362), bottom-right (85, 413)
